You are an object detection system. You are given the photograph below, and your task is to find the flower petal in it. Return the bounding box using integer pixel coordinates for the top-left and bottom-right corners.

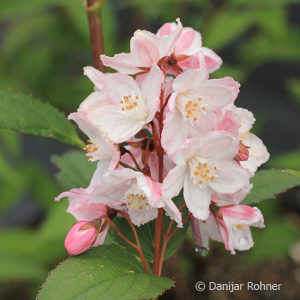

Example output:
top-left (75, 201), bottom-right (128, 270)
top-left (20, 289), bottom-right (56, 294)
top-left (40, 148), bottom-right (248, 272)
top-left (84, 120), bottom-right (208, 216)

top-left (210, 160), bottom-right (249, 194)
top-left (183, 176), bottom-right (212, 220)
top-left (163, 165), bottom-right (186, 200)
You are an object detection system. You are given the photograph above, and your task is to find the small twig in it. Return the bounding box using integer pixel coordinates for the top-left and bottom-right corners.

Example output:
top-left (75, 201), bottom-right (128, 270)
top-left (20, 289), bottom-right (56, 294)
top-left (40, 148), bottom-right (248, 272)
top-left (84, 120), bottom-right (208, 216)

top-left (118, 211), bottom-right (150, 274)
top-left (168, 213), bottom-right (191, 240)
top-left (158, 211), bottom-right (191, 276)
top-left (103, 216), bottom-right (137, 249)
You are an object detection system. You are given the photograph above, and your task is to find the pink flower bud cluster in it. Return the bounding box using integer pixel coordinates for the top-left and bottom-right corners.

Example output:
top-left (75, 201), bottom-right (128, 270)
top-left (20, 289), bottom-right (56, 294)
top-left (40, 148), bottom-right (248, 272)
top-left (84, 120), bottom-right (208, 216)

top-left (56, 19), bottom-right (269, 255)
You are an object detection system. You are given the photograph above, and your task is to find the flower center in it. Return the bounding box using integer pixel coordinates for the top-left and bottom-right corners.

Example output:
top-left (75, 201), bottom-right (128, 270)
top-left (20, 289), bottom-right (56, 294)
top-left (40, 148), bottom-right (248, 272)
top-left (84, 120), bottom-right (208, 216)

top-left (85, 139), bottom-right (107, 162)
top-left (124, 193), bottom-right (150, 210)
top-left (176, 94), bottom-right (207, 123)
top-left (119, 94), bottom-right (148, 121)
top-left (188, 157), bottom-right (217, 185)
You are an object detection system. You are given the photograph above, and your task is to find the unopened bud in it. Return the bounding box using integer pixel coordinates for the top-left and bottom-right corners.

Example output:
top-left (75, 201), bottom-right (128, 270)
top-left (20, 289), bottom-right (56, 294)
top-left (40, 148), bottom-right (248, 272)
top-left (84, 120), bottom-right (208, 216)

top-left (235, 142), bottom-right (249, 161)
top-left (64, 221), bottom-right (98, 256)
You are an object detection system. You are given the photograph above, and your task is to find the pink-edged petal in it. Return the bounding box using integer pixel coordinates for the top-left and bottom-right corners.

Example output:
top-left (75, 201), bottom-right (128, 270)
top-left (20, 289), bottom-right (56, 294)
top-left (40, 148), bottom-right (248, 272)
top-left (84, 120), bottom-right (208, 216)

top-left (175, 27), bottom-right (202, 55)
top-left (241, 133), bottom-right (270, 175)
top-left (221, 205), bottom-right (264, 228)
top-left (218, 110), bottom-right (239, 137)
top-left (163, 199), bottom-right (183, 227)
top-left (89, 160), bottom-right (110, 187)
top-left (234, 107), bottom-right (255, 133)
top-left (177, 53), bottom-right (202, 71)
top-left (192, 78), bottom-right (240, 109)
top-left (162, 108), bottom-right (190, 155)
top-left (138, 175), bottom-right (162, 206)
top-left (156, 22), bottom-right (174, 36)
top-left (105, 73), bottom-right (142, 105)
top-left (186, 131), bottom-right (239, 161)
top-left (212, 184), bottom-right (252, 206)
top-left (163, 165), bottom-right (186, 200)
top-left (127, 205), bottom-right (158, 227)
top-left (83, 66), bottom-right (106, 90)
top-left (158, 18), bottom-right (183, 57)
top-left (173, 68), bottom-right (208, 92)
top-left (210, 160), bottom-right (250, 194)
top-left (141, 64), bottom-right (163, 119)
top-left (131, 30), bottom-right (160, 66)
top-left (100, 53), bottom-right (141, 74)
top-left (56, 188), bottom-right (107, 222)
top-left (183, 176), bottom-right (212, 220)
top-left (90, 169), bottom-right (138, 204)
top-left (217, 218), bottom-right (235, 254)
top-left (68, 112), bottom-right (118, 165)
top-left (68, 111), bottom-right (99, 141)
top-left (88, 105), bottom-right (144, 143)
top-left (201, 47), bottom-right (222, 73)
top-left (77, 91), bottom-right (108, 112)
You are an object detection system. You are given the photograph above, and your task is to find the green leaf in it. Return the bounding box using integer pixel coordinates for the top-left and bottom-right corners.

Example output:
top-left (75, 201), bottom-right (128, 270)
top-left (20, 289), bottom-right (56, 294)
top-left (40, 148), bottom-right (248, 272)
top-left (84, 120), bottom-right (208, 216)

top-left (286, 169), bottom-right (300, 178)
top-left (242, 169), bottom-right (300, 205)
top-left (38, 245), bottom-right (173, 300)
top-left (0, 89), bottom-right (83, 147)
top-left (203, 11), bottom-right (253, 51)
top-left (111, 193), bottom-right (189, 262)
top-left (269, 150), bottom-right (300, 170)
top-left (52, 150), bottom-right (96, 189)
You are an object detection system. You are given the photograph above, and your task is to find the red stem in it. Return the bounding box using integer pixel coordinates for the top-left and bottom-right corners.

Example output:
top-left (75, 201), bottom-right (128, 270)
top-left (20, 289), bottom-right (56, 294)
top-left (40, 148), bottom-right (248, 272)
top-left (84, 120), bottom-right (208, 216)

top-left (157, 213), bottom-right (191, 276)
top-left (86, 0), bottom-right (106, 72)
top-left (153, 77), bottom-right (167, 275)
top-left (118, 211), bottom-right (150, 274)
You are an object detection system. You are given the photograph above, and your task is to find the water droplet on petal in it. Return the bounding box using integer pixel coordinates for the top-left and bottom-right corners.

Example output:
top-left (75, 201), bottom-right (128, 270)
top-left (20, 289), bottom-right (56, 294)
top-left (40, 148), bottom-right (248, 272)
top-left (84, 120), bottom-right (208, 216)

top-left (195, 245), bottom-right (209, 257)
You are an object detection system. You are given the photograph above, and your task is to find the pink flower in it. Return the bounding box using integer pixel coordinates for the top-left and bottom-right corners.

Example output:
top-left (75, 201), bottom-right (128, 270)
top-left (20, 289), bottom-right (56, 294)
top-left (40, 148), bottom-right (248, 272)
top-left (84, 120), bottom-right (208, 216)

top-left (157, 21), bottom-right (222, 74)
top-left (211, 184), bottom-right (253, 207)
top-left (64, 221), bottom-right (99, 255)
top-left (191, 205), bottom-right (264, 254)
top-left (219, 205), bottom-right (264, 253)
top-left (163, 131), bottom-right (249, 220)
top-left (101, 19), bottom-right (221, 75)
top-left (56, 166), bottom-right (110, 249)
top-left (101, 19), bottom-right (183, 75)
top-left (68, 111), bottom-right (120, 168)
top-left (227, 106), bottom-right (270, 175)
top-left (76, 64), bottom-right (163, 143)
top-left (90, 169), bottom-right (182, 227)
top-left (162, 69), bottom-right (240, 155)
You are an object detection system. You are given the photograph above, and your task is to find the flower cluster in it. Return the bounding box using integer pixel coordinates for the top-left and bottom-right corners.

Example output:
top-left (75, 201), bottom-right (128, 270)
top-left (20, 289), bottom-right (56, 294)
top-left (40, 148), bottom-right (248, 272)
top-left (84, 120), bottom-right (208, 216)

top-left (56, 19), bottom-right (269, 256)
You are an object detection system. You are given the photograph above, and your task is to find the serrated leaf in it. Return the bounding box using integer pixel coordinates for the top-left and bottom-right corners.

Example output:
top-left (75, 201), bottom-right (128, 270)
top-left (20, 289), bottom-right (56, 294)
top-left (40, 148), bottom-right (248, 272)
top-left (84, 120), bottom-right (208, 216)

top-left (38, 245), bottom-right (173, 300)
top-left (52, 150), bottom-right (96, 189)
top-left (242, 169), bottom-right (300, 205)
top-left (0, 90), bottom-right (83, 147)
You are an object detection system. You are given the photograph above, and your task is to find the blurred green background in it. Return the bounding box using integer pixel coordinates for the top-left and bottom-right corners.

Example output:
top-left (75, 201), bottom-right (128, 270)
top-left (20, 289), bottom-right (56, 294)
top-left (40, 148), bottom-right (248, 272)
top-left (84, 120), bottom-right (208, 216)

top-left (0, 0), bottom-right (300, 299)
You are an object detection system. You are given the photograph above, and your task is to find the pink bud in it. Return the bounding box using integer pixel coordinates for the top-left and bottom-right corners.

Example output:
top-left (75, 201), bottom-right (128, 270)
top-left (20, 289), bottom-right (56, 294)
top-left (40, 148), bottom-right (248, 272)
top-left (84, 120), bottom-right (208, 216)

top-left (235, 142), bottom-right (249, 162)
top-left (64, 221), bottom-right (98, 256)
